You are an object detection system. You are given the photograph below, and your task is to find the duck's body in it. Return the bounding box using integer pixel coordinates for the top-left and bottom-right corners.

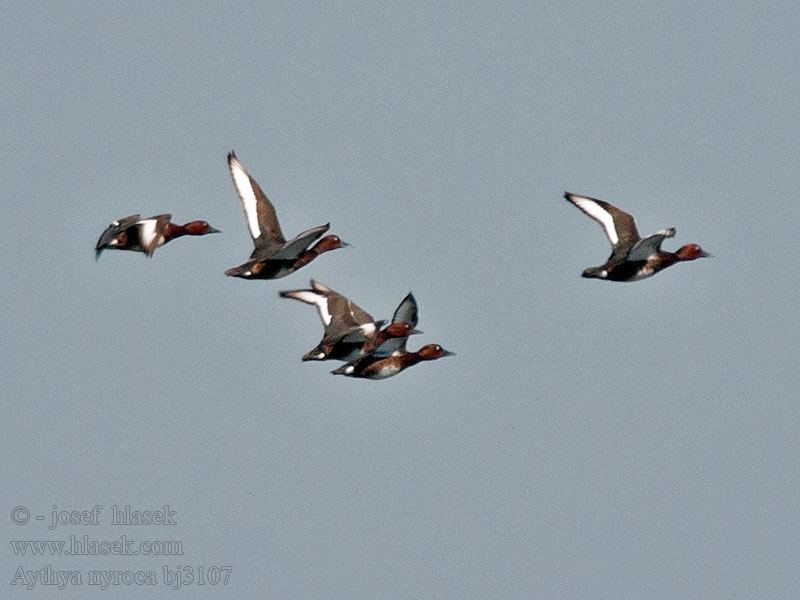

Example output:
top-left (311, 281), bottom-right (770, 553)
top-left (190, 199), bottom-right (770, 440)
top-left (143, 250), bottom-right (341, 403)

top-left (225, 152), bottom-right (346, 279)
top-left (95, 214), bottom-right (219, 259)
top-left (331, 344), bottom-right (454, 380)
top-left (564, 193), bottom-right (709, 281)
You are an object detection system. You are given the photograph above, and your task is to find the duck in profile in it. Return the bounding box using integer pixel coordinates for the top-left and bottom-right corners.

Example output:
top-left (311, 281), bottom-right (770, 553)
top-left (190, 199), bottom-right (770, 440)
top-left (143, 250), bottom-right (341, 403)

top-left (564, 192), bottom-right (709, 281)
top-left (225, 152), bottom-right (347, 279)
top-left (95, 214), bottom-right (219, 259)
top-left (279, 280), bottom-right (420, 362)
top-left (331, 343), bottom-right (455, 380)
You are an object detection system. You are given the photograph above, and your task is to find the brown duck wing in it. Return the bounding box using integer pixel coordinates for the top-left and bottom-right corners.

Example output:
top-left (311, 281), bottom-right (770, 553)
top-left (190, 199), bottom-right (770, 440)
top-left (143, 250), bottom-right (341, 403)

top-left (565, 193), bottom-right (640, 258)
top-left (228, 152), bottom-right (286, 256)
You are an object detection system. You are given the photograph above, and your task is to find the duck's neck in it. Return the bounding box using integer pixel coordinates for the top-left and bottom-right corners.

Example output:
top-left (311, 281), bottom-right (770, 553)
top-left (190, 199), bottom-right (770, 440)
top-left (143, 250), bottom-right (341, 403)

top-left (398, 351), bottom-right (422, 368)
top-left (652, 251), bottom-right (679, 267)
top-left (164, 223), bottom-right (187, 242)
top-left (292, 248), bottom-right (321, 269)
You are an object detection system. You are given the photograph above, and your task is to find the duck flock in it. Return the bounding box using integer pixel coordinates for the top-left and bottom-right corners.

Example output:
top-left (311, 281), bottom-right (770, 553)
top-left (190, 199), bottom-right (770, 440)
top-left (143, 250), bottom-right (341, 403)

top-left (96, 152), bottom-right (710, 380)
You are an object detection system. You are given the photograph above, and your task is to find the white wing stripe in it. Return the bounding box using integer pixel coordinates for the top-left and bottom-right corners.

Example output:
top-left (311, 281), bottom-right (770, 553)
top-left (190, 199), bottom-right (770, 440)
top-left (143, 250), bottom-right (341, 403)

top-left (138, 219), bottom-right (159, 247)
top-left (285, 291), bottom-right (332, 326)
top-left (229, 157), bottom-right (261, 240)
top-left (571, 196), bottom-right (619, 246)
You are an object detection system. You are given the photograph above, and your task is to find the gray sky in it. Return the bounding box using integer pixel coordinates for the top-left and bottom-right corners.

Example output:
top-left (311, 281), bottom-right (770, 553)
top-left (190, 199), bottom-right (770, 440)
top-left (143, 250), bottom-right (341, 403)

top-left (2, 1), bottom-right (799, 598)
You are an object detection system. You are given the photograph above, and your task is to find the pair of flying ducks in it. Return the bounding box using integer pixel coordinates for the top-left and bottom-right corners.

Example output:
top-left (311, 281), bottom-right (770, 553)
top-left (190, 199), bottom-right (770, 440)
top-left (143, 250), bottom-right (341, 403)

top-left (95, 152), bottom-right (346, 279)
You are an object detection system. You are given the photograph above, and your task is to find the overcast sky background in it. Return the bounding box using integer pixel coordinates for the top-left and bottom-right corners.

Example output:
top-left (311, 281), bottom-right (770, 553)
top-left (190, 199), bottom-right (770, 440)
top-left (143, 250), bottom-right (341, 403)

top-left (2, 1), bottom-right (799, 598)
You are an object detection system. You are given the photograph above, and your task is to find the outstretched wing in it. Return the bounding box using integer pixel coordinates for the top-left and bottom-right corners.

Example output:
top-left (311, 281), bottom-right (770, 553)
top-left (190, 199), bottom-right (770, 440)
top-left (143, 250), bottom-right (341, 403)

top-left (565, 192), bottom-right (640, 258)
top-left (280, 279), bottom-right (376, 340)
top-left (95, 214), bottom-right (142, 257)
top-left (267, 224), bottom-right (329, 260)
top-left (627, 228), bottom-right (675, 261)
top-left (228, 152), bottom-right (285, 255)
top-left (374, 292), bottom-right (419, 357)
